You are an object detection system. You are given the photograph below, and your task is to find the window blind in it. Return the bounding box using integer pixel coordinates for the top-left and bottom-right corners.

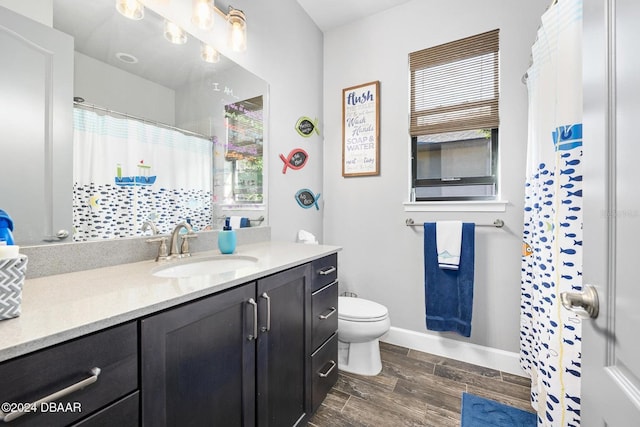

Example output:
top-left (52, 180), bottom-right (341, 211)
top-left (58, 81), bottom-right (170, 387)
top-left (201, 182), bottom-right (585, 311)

top-left (410, 29), bottom-right (499, 136)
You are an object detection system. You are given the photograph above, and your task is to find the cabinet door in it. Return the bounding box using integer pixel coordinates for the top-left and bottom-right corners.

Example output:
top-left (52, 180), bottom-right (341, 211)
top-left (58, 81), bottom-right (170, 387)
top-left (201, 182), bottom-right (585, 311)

top-left (256, 264), bottom-right (311, 427)
top-left (141, 284), bottom-right (257, 427)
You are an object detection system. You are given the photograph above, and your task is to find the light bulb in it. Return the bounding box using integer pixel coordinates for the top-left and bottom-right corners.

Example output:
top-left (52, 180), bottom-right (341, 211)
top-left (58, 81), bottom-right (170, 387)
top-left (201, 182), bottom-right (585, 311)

top-left (201, 43), bottom-right (220, 63)
top-left (164, 20), bottom-right (188, 45)
top-left (192, 0), bottom-right (214, 30)
top-left (227, 8), bottom-right (246, 52)
top-left (116, 0), bottom-right (144, 20)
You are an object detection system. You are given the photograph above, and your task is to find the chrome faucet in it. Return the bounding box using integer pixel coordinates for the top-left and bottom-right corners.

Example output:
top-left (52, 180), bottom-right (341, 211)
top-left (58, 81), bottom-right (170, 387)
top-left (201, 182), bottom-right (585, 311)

top-left (169, 222), bottom-right (198, 258)
top-left (141, 220), bottom-right (158, 235)
top-left (144, 220), bottom-right (169, 261)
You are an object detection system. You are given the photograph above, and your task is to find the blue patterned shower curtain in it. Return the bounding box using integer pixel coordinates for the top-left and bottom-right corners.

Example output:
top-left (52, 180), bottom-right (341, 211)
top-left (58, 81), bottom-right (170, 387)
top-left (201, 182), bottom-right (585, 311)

top-left (73, 108), bottom-right (213, 241)
top-left (520, 0), bottom-right (583, 426)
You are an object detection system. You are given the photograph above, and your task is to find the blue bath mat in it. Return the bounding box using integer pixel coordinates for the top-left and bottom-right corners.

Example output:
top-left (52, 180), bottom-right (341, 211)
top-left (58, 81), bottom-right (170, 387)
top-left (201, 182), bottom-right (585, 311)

top-left (461, 393), bottom-right (536, 427)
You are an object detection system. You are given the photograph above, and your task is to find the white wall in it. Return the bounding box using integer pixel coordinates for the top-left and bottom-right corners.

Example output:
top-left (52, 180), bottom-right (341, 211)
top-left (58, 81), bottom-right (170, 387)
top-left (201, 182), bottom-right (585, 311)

top-left (0, 0), bottom-right (51, 26)
top-left (74, 52), bottom-right (176, 125)
top-left (322, 0), bottom-right (549, 353)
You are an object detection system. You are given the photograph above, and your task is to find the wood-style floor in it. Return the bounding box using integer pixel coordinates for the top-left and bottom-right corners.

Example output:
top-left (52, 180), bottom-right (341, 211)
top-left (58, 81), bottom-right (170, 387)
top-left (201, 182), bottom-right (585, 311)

top-left (307, 342), bottom-right (534, 427)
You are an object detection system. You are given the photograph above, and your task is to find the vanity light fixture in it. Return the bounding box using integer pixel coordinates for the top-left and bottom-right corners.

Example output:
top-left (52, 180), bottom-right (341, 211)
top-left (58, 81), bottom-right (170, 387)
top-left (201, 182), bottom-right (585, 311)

top-left (164, 20), bottom-right (188, 45)
top-left (115, 0), bottom-right (144, 20)
top-left (192, 0), bottom-right (215, 30)
top-left (201, 43), bottom-right (220, 63)
top-left (227, 7), bottom-right (247, 52)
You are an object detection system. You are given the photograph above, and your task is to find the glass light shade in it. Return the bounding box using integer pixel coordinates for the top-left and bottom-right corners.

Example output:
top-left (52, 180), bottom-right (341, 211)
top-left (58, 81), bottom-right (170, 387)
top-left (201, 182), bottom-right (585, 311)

top-left (192, 0), bottom-right (214, 30)
top-left (164, 20), bottom-right (188, 45)
top-left (115, 0), bottom-right (144, 20)
top-left (201, 43), bottom-right (220, 63)
top-left (227, 7), bottom-right (247, 52)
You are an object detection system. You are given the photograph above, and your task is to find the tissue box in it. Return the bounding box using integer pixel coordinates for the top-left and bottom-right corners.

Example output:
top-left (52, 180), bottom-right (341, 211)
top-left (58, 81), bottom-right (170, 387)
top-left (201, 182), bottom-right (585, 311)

top-left (0, 255), bottom-right (28, 320)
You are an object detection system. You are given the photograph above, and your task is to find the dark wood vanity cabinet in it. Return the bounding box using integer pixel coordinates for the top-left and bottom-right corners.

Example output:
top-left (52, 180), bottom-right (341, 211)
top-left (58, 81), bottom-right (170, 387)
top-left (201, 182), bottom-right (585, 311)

top-left (310, 254), bottom-right (339, 413)
top-left (0, 323), bottom-right (138, 427)
top-left (141, 263), bottom-right (313, 427)
top-left (141, 283), bottom-right (256, 426)
top-left (0, 254), bottom-right (338, 427)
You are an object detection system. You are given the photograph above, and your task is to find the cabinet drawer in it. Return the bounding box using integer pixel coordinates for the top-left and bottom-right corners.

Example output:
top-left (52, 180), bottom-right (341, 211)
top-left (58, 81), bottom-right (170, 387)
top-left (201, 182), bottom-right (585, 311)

top-left (0, 322), bottom-right (138, 427)
top-left (311, 253), bottom-right (338, 292)
top-left (312, 281), bottom-right (338, 349)
top-left (311, 333), bottom-right (338, 413)
top-left (72, 392), bottom-right (139, 427)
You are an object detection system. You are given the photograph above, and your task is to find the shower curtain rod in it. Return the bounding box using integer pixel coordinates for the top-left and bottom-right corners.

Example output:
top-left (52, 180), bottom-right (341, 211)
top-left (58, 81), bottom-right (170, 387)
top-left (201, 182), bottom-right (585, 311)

top-left (405, 218), bottom-right (505, 228)
top-left (73, 101), bottom-right (214, 141)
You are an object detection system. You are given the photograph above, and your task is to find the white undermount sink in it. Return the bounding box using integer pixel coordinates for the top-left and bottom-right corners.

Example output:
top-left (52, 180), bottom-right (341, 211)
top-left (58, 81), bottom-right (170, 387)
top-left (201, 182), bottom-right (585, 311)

top-left (151, 255), bottom-right (259, 278)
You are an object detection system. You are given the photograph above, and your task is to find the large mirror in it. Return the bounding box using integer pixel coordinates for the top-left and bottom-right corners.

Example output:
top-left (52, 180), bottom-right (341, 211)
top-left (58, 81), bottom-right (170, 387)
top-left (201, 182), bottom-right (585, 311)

top-left (0, 0), bottom-right (267, 246)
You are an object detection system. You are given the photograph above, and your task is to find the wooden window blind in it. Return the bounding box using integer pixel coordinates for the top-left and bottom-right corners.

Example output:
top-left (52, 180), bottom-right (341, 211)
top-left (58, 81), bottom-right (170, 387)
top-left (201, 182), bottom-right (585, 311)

top-left (410, 29), bottom-right (500, 136)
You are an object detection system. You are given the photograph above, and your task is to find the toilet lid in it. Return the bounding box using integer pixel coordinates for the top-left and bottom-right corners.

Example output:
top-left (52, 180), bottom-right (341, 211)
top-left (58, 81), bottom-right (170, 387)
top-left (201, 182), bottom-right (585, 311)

top-left (338, 297), bottom-right (388, 322)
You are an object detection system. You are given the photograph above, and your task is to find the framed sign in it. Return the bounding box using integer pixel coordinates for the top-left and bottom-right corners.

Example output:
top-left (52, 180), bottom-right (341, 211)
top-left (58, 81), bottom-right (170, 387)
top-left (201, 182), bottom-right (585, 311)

top-left (342, 81), bottom-right (380, 177)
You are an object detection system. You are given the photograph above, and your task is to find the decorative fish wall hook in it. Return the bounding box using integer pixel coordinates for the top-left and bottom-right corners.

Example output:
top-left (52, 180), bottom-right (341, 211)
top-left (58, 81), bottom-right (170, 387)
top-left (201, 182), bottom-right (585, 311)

top-left (295, 116), bottom-right (319, 137)
top-left (279, 148), bottom-right (309, 174)
top-left (295, 188), bottom-right (321, 210)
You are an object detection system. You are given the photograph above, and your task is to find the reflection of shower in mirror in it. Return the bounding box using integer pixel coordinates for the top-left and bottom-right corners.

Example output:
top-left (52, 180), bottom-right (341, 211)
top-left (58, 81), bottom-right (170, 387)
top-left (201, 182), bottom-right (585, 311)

top-left (0, 0), bottom-right (268, 245)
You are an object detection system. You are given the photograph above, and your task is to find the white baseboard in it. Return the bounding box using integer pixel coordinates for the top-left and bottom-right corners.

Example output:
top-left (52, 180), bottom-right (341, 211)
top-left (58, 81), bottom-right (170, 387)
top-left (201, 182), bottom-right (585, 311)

top-left (380, 326), bottom-right (527, 377)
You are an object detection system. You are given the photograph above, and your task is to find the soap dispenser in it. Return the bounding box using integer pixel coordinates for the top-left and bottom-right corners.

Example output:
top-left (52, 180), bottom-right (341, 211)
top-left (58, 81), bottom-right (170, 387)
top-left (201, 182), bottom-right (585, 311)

top-left (218, 218), bottom-right (236, 254)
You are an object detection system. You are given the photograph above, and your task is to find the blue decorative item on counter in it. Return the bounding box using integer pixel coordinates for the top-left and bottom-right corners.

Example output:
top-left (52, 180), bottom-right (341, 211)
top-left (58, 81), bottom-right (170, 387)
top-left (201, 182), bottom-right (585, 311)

top-left (0, 209), bottom-right (15, 245)
top-left (218, 217), bottom-right (237, 254)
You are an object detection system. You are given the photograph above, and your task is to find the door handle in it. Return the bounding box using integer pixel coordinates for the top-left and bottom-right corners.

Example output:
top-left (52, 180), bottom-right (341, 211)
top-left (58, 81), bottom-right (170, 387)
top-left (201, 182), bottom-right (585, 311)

top-left (318, 360), bottom-right (337, 378)
top-left (319, 307), bottom-right (337, 320)
top-left (247, 298), bottom-right (258, 340)
top-left (560, 284), bottom-right (599, 319)
top-left (260, 292), bottom-right (271, 332)
top-left (0, 367), bottom-right (101, 422)
top-left (318, 266), bottom-right (336, 276)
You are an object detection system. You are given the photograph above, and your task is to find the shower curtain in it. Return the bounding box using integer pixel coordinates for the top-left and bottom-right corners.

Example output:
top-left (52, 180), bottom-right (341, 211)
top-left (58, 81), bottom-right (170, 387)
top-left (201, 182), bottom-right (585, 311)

top-left (73, 108), bottom-right (213, 241)
top-left (520, 0), bottom-right (583, 426)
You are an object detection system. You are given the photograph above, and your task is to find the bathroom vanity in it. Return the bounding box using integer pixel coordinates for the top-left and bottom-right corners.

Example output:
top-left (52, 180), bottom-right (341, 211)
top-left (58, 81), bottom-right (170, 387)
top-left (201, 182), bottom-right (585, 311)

top-left (0, 242), bottom-right (339, 426)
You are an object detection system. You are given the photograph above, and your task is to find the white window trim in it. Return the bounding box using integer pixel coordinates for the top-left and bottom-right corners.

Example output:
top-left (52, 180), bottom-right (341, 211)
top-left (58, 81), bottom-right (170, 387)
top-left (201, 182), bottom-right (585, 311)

top-left (403, 200), bottom-right (508, 213)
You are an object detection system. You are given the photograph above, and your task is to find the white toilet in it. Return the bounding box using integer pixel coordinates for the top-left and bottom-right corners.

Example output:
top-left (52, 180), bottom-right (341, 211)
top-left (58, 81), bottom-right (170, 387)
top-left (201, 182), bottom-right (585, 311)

top-left (337, 296), bottom-right (390, 376)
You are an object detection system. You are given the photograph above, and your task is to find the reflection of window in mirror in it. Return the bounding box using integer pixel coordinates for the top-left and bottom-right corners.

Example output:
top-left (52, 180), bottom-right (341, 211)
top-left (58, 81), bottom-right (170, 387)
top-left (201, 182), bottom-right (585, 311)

top-left (218, 96), bottom-right (264, 205)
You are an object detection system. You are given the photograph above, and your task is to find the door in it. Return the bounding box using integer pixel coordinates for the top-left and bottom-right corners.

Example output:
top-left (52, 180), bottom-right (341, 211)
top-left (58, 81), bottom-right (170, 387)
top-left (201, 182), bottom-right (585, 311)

top-left (581, 0), bottom-right (640, 423)
top-left (141, 284), bottom-right (257, 427)
top-left (256, 264), bottom-right (311, 427)
top-left (0, 6), bottom-right (73, 244)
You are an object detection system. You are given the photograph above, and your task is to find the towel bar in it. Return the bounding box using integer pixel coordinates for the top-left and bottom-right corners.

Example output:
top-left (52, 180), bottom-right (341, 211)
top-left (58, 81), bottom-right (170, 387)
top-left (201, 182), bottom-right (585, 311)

top-left (405, 218), bottom-right (504, 228)
top-left (217, 215), bottom-right (265, 224)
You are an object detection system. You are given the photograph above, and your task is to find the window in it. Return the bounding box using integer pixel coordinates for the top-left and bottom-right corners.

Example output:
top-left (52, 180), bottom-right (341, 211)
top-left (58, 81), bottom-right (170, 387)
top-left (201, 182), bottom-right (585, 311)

top-left (410, 29), bottom-right (499, 201)
top-left (219, 96), bottom-right (264, 205)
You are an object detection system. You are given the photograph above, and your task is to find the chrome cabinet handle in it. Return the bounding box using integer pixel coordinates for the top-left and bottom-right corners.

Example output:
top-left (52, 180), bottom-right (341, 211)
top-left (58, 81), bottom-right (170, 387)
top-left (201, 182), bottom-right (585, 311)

top-left (319, 307), bottom-right (337, 320)
top-left (247, 298), bottom-right (258, 340)
top-left (318, 360), bottom-right (337, 378)
top-left (318, 266), bottom-right (336, 276)
top-left (0, 367), bottom-right (101, 423)
top-left (261, 292), bottom-right (271, 332)
top-left (560, 284), bottom-right (599, 319)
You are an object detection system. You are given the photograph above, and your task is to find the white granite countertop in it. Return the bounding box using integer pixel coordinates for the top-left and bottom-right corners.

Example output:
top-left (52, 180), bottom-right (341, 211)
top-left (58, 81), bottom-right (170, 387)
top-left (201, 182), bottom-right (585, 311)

top-left (0, 241), bottom-right (340, 363)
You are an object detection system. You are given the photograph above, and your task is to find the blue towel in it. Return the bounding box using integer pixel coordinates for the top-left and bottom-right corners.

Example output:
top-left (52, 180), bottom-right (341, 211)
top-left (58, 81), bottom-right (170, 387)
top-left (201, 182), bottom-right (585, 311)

top-left (424, 222), bottom-right (475, 337)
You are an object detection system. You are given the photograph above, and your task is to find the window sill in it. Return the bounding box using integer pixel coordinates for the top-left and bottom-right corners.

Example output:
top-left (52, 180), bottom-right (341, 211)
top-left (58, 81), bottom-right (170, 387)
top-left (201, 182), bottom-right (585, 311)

top-left (403, 200), bottom-right (508, 212)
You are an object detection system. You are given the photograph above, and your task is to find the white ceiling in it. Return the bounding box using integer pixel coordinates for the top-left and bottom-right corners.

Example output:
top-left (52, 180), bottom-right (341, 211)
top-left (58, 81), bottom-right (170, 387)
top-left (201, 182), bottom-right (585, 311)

top-left (296, 0), bottom-right (412, 32)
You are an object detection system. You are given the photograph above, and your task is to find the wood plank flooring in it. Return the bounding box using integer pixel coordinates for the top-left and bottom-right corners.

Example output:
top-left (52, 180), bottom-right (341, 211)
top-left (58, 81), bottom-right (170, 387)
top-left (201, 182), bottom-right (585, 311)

top-left (307, 342), bottom-right (534, 427)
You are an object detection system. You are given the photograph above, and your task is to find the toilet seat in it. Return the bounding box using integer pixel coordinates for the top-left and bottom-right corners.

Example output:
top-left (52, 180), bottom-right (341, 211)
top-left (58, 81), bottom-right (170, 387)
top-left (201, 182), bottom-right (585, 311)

top-left (338, 297), bottom-right (388, 322)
